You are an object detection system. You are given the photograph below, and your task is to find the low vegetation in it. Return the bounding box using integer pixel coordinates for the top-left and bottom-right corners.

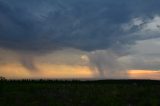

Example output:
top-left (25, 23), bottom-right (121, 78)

top-left (0, 79), bottom-right (160, 106)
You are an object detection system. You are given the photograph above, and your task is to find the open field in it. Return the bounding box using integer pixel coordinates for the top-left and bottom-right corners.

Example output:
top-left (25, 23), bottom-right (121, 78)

top-left (0, 80), bottom-right (160, 106)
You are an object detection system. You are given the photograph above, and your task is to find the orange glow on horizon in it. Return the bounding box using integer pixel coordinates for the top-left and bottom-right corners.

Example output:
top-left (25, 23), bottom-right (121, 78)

top-left (0, 63), bottom-right (94, 79)
top-left (128, 70), bottom-right (160, 80)
top-left (0, 63), bottom-right (160, 80)
top-left (128, 70), bottom-right (160, 74)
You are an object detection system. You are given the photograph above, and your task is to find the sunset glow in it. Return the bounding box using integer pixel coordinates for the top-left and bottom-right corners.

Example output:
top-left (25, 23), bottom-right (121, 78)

top-left (0, 63), bottom-right (160, 80)
top-left (0, 63), bottom-right (93, 79)
top-left (128, 70), bottom-right (160, 80)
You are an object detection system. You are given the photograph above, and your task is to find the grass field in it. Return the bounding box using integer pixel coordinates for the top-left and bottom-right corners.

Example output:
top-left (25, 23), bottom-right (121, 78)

top-left (0, 80), bottom-right (160, 106)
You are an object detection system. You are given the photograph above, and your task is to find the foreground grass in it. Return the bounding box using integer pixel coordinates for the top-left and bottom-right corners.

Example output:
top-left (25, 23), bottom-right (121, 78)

top-left (0, 80), bottom-right (160, 106)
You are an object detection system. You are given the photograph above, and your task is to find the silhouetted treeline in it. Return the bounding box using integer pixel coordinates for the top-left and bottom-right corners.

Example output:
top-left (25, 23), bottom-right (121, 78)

top-left (0, 76), bottom-right (6, 80)
top-left (0, 78), bottom-right (160, 106)
top-left (0, 78), bottom-right (160, 85)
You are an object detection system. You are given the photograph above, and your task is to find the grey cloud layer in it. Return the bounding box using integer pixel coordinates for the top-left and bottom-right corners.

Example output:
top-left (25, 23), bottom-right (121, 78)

top-left (1, 0), bottom-right (160, 53)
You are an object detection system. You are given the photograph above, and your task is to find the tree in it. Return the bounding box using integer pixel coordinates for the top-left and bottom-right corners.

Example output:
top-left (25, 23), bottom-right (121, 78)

top-left (0, 76), bottom-right (6, 80)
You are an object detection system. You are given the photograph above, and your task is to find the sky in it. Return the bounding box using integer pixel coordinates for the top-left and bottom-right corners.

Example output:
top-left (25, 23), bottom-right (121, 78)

top-left (0, 0), bottom-right (160, 80)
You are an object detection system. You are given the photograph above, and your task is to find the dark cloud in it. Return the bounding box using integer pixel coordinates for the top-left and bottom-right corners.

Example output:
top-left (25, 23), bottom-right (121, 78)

top-left (0, 0), bottom-right (160, 53)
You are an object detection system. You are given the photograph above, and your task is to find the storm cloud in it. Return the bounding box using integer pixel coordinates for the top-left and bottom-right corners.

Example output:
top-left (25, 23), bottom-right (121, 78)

top-left (0, 0), bottom-right (160, 52)
top-left (0, 0), bottom-right (160, 77)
